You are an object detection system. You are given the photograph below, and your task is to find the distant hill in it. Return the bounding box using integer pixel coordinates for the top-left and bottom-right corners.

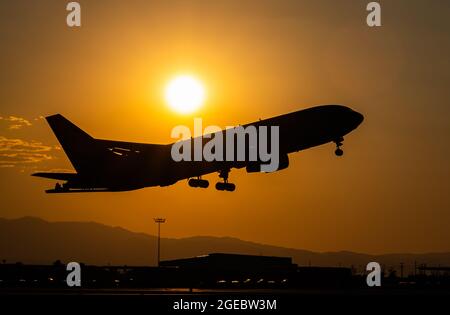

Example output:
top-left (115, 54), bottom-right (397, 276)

top-left (1, 217), bottom-right (449, 274)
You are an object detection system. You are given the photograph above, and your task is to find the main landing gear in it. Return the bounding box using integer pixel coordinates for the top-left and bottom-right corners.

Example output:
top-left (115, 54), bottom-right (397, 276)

top-left (215, 169), bottom-right (235, 192)
top-left (188, 171), bottom-right (235, 191)
top-left (334, 137), bottom-right (344, 157)
top-left (188, 177), bottom-right (209, 188)
top-left (188, 170), bottom-right (236, 192)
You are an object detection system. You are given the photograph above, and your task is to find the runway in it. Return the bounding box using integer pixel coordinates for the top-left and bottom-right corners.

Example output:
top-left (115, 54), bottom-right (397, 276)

top-left (2, 287), bottom-right (450, 295)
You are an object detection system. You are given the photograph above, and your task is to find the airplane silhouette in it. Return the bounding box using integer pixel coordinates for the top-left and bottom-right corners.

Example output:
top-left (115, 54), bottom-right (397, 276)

top-left (32, 105), bottom-right (364, 193)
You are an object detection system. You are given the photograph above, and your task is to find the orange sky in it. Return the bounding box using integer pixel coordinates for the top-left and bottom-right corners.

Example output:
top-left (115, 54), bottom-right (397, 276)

top-left (0, 0), bottom-right (449, 254)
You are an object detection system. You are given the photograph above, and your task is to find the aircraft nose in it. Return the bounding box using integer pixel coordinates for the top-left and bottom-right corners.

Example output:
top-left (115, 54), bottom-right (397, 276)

top-left (353, 111), bottom-right (364, 126)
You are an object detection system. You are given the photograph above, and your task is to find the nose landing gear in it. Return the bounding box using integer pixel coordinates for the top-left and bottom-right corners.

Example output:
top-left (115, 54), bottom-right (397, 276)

top-left (334, 137), bottom-right (344, 157)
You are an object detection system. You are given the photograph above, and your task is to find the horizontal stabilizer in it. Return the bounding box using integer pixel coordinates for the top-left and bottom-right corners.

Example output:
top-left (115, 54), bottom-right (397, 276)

top-left (32, 172), bottom-right (78, 181)
top-left (45, 188), bottom-right (110, 194)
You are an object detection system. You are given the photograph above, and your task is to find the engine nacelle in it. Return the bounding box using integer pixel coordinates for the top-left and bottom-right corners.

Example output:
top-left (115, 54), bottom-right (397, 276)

top-left (246, 154), bottom-right (289, 173)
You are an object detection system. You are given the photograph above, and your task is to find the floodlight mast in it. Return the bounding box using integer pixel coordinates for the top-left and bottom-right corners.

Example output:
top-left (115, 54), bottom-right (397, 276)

top-left (153, 218), bottom-right (166, 267)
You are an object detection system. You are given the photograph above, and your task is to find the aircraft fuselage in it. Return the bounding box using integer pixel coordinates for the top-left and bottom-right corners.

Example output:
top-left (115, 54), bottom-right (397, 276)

top-left (33, 105), bottom-right (364, 193)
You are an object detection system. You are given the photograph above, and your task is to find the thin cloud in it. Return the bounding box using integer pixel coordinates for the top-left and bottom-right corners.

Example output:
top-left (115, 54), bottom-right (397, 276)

top-left (0, 116), bottom-right (32, 130)
top-left (0, 136), bottom-right (53, 166)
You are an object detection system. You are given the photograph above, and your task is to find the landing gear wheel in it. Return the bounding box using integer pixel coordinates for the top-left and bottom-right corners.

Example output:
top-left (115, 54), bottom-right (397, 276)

top-left (188, 178), bottom-right (199, 187)
top-left (215, 182), bottom-right (225, 191)
top-left (225, 183), bottom-right (236, 192)
top-left (335, 148), bottom-right (343, 156)
top-left (198, 179), bottom-right (209, 188)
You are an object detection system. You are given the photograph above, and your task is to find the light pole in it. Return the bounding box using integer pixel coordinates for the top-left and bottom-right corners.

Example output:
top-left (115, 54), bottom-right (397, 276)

top-left (153, 218), bottom-right (166, 267)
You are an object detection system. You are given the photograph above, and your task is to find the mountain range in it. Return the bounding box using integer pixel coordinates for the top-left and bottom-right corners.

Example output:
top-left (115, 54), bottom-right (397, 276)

top-left (1, 217), bottom-right (449, 274)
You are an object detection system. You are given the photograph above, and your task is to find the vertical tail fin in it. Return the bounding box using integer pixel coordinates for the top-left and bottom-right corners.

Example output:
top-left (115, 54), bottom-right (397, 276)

top-left (46, 114), bottom-right (96, 173)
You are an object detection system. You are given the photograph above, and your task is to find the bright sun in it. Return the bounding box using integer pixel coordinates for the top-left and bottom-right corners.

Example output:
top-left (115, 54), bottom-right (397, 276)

top-left (165, 75), bottom-right (205, 114)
